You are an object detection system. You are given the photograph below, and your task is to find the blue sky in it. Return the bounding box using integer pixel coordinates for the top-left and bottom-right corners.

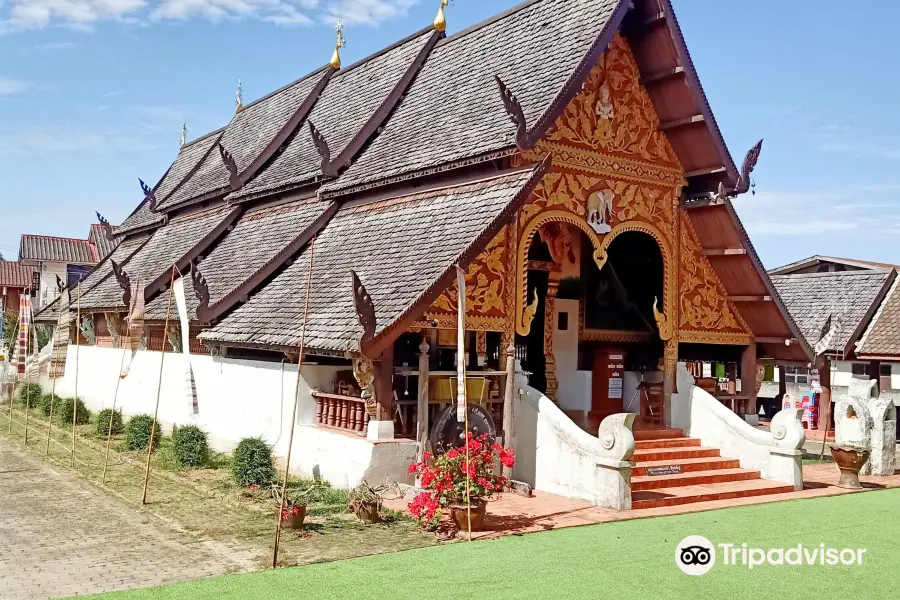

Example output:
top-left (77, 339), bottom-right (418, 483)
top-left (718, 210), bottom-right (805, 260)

top-left (1, 0), bottom-right (898, 269)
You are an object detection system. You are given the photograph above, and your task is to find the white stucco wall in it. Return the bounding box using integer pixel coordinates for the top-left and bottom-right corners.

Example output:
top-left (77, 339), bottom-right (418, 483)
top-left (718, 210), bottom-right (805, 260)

top-left (553, 299), bottom-right (591, 413)
top-left (44, 345), bottom-right (414, 488)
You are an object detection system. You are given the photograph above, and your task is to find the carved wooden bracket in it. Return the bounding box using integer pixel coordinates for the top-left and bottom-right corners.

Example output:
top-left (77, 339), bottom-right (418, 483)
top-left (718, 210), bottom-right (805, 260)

top-left (351, 270), bottom-right (377, 354)
top-left (139, 178), bottom-right (158, 212)
top-left (217, 142), bottom-right (242, 191)
top-left (494, 75), bottom-right (535, 150)
top-left (191, 262), bottom-right (212, 324)
top-left (96, 211), bottom-right (115, 242)
top-left (309, 121), bottom-right (339, 177)
top-left (715, 139), bottom-right (762, 202)
top-left (111, 259), bottom-right (131, 308)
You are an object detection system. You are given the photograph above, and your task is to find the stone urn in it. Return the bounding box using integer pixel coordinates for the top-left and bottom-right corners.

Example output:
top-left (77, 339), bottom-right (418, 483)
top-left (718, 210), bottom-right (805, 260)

top-left (830, 445), bottom-right (871, 490)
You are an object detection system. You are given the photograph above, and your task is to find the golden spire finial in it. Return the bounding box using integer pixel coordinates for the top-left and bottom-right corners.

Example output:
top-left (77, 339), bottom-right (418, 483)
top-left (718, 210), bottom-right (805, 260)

top-left (235, 79), bottom-right (243, 114)
top-left (434, 0), bottom-right (450, 33)
top-left (180, 121), bottom-right (188, 147)
top-left (330, 20), bottom-right (345, 69)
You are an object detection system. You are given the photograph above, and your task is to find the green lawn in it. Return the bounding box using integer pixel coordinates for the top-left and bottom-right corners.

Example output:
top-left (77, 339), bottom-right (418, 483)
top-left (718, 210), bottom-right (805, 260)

top-left (83, 489), bottom-right (900, 600)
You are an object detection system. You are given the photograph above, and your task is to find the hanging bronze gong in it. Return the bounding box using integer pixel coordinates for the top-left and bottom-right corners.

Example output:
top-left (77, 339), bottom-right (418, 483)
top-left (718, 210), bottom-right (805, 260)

top-left (430, 403), bottom-right (497, 454)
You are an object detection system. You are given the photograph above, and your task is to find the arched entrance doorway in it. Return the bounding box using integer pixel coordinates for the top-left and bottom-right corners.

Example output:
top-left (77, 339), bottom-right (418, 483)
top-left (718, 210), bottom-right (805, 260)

top-left (515, 220), bottom-right (671, 432)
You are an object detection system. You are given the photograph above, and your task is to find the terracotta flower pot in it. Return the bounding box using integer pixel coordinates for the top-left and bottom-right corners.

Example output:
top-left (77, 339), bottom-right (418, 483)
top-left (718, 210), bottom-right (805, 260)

top-left (352, 501), bottom-right (381, 523)
top-left (450, 501), bottom-right (487, 532)
top-left (287, 505), bottom-right (307, 529)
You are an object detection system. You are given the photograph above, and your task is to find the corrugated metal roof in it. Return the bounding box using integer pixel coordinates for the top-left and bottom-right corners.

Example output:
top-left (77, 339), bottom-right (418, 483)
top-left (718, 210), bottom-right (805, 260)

top-left (19, 234), bottom-right (97, 264)
top-left (0, 261), bottom-right (34, 288)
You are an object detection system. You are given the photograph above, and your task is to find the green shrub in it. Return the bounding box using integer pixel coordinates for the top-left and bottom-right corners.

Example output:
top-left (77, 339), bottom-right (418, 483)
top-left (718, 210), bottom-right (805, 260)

top-left (55, 397), bottom-right (91, 426)
top-left (95, 409), bottom-right (124, 437)
top-left (125, 414), bottom-right (160, 451)
top-left (18, 383), bottom-right (43, 410)
top-left (171, 425), bottom-right (210, 468)
top-left (40, 393), bottom-right (59, 417)
top-left (232, 437), bottom-right (275, 487)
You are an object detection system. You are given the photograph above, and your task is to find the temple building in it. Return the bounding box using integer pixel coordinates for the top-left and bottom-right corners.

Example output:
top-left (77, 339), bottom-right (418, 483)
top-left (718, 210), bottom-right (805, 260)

top-left (37, 0), bottom-right (816, 507)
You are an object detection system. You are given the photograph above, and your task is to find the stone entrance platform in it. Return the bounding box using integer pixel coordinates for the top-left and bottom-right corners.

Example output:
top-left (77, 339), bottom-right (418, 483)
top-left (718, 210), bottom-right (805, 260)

top-left (385, 464), bottom-right (900, 540)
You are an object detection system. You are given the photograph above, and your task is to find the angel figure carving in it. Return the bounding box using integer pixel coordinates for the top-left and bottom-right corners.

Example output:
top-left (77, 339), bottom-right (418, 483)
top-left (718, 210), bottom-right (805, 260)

top-left (587, 188), bottom-right (615, 234)
top-left (593, 82), bottom-right (615, 143)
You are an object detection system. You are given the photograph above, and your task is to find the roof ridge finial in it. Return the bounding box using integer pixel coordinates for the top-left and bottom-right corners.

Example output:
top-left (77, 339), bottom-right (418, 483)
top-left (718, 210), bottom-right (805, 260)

top-left (434, 0), bottom-right (450, 33)
top-left (180, 121), bottom-right (188, 147)
top-left (330, 20), bottom-right (345, 70)
top-left (235, 79), bottom-right (243, 114)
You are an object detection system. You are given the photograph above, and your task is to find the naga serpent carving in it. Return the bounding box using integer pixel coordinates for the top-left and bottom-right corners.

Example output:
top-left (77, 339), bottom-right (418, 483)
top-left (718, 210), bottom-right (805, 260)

top-left (218, 142), bottom-right (242, 190)
top-left (308, 121), bottom-right (339, 177)
top-left (139, 178), bottom-right (158, 211)
top-left (110, 259), bottom-right (131, 308)
top-left (96, 211), bottom-right (115, 242)
top-left (714, 139), bottom-right (762, 202)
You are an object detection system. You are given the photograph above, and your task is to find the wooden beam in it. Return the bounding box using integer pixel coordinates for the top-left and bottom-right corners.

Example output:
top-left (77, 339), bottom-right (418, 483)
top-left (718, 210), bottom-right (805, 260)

top-left (659, 115), bottom-right (705, 131)
top-left (754, 336), bottom-right (796, 345)
top-left (682, 198), bottom-right (725, 210)
top-left (702, 248), bottom-right (747, 256)
top-left (684, 166), bottom-right (727, 179)
top-left (643, 11), bottom-right (666, 27)
top-left (728, 295), bottom-right (772, 302)
top-left (640, 66), bottom-right (684, 86)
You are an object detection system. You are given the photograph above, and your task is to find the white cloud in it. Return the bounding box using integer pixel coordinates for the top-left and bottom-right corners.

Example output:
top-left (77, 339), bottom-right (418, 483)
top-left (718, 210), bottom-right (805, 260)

top-left (734, 185), bottom-right (900, 237)
top-left (1, 0), bottom-right (413, 29)
top-left (0, 77), bottom-right (31, 95)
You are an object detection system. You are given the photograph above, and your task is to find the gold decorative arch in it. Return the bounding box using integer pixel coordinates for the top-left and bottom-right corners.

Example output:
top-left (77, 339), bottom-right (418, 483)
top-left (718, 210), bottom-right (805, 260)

top-left (515, 215), bottom-right (675, 341)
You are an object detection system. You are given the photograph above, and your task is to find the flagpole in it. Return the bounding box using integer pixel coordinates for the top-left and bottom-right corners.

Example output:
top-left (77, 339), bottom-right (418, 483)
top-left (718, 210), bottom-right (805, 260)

top-left (142, 266), bottom-right (176, 505)
top-left (273, 237), bottom-right (316, 569)
top-left (72, 283), bottom-right (81, 467)
top-left (23, 299), bottom-right (32, 445)
top-left (455, 265), bottom-right (471, 542)
top-left (7, 304), bottom-right (21, 435)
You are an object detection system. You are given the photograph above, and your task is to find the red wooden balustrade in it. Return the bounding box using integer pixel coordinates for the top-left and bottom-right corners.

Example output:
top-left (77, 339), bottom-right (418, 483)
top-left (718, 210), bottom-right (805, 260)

top-left (312, 392), bottom-right (369, 433)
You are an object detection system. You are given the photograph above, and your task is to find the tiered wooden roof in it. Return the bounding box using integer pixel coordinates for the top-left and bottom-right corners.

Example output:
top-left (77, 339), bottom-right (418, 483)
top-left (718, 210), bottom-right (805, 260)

top-left (40, 0), bottom-right (812, 362)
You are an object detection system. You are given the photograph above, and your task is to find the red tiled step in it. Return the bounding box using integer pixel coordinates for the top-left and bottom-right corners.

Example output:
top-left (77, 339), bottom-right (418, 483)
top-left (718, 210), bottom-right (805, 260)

top-left (632, 427), bottom-right (684, 441)
top-left (634, 437), bottom-right (700, 450)
top-left (631, 468), bottom-right (761, 491)
top-left (632, 446), bottom-right (721, 462)
top-left (632, 456), bottom-right (740, 477)
top-left (631, 479), bottom-right (795, 510)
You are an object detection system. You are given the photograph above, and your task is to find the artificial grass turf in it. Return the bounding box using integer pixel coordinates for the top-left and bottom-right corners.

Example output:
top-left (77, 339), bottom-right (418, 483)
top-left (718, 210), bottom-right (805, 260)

top-left (82, 488), bottom-right (900, 600)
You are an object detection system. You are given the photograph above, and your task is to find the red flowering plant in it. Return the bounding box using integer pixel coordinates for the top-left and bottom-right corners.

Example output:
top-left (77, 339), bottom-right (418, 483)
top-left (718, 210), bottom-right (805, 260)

top-left (408, 432), bottom-right (515, 530)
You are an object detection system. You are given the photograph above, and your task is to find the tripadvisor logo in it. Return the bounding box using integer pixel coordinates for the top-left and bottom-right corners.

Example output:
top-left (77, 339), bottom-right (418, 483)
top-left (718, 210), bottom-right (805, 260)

top-left (676, 536), bottom-right (867, 575)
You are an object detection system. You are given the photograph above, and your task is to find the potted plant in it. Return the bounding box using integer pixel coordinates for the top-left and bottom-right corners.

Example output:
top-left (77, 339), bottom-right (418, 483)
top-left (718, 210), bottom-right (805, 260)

top-left (348, 481), bottom-right (386, 523)
top-left (408, 432), bottom-right (515, 532)
top-left (274, 486), bottom-right (308, 529)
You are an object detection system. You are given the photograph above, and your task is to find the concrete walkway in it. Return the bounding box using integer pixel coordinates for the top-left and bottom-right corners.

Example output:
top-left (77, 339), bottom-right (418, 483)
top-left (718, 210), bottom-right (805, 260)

top-left (0, 436), bottom-right (251, 600)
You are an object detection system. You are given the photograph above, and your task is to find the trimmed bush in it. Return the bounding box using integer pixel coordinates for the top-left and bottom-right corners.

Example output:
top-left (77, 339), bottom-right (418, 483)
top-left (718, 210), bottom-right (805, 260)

top-left (171, 425), bottom-right (210, 468)
top-left (40, 393), bottom-right (59, 417)
top-left (95, 409), bottom-right (124, 437)
top-left (125, 414), bottom-right (160, 451)
top-left (232, 437), bottom-right (275, 487)
top-left (18, 383), bottom-right (43, 410)
top-left (55, 397), bottom-right (91, 426)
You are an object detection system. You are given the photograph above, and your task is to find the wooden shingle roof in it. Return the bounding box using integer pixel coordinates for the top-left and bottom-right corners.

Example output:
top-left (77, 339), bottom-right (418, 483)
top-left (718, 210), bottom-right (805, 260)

top-left (856, 276), bottom-right (900, 358)
top-left (201, 161), bottom-right (549, 355)
top-left (322, 0), bottom-right (624, 197)
top-left (231, 28), bottom-right (439, 202)
top-left (771, 270), bottom-right (896, 357)
top-left (89, 224), bottom-right (119, 261)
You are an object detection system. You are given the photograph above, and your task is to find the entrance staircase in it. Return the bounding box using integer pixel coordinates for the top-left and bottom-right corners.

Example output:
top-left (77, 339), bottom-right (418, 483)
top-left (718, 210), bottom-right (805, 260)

top-left (630, 428), bottom-right (795, 510)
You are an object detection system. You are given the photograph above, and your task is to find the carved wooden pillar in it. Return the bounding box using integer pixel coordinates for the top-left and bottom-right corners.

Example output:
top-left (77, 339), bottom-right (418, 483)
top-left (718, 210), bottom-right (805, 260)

top-left (544, 276), bottom-right (560, 401)
top-left (663, 338), bottom-right (678, 426)
top-left (416, 338), bottom-right (430, 465)
top-left (741, 340), bottom-right (758, 416)
top-left (818, 359), bottom-right (832, 432)
top-left (373, 344), bottom-right (395, 421)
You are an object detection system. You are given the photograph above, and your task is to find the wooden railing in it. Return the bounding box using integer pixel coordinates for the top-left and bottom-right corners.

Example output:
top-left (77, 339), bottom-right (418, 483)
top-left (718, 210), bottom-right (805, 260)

top-left (313, 392), bottom-right (369, 433)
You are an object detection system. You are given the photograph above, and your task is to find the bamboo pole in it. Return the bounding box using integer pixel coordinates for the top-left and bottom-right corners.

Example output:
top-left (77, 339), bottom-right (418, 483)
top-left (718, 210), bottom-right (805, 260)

top-left (455, 266), bottom-right (471, 542)
top-left (102, 349), bottom-right (128, 484)
top-left (45, 375), bottom-right (57, 455)
top-left (273, 237), bottom-right (316, 569)
top-left (23, 301), bottom-right (32, 445)
top-left (142, 266), bottom-right (176, 505)
top-left (72, 282), bottom-right (81, 467)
